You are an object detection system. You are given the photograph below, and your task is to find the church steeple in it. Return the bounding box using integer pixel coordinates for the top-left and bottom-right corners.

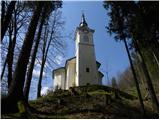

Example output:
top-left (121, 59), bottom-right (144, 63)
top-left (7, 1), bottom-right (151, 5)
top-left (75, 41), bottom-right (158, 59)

top-left (79, 13), bottom-right (88, 27)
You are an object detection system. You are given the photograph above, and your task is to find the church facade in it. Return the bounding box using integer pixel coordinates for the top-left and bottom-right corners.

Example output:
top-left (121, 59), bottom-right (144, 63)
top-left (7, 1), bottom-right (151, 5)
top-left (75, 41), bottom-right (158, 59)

top-left (52, 14), bottom-right (104, 90)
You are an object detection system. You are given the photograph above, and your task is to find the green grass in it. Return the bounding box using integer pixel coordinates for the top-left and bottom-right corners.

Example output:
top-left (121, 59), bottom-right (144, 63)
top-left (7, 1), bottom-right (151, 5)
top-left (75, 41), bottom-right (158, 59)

top-left (88, 89), bottom-right (112, 95)
top-left (1, 85), bottom-right (158, 119)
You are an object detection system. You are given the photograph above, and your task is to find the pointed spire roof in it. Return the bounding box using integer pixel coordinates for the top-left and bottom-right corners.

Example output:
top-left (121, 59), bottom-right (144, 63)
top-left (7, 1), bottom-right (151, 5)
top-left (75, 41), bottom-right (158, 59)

top-left (79, 13), bottom-right (88, 27)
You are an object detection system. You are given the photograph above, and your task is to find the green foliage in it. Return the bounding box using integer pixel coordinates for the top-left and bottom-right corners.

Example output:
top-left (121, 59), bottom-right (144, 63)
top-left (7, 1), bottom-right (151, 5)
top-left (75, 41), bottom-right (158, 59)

top-left (104, 1), bottom-right (159, 113)
top-left (104, 1), bottom-right (158, 68)
top-left (103, 1), bottom-right (158, 48)
top-left (104, 1), bottom-right (158, 80)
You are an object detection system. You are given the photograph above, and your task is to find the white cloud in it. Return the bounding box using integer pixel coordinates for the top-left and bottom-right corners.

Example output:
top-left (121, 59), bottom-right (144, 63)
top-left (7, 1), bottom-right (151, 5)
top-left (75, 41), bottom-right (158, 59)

top-left (32, 69), bottom-right (46, 78)
top-left (41, 87), bottom-right (49, 95)
top-left (55, 55), bottom-right (64, 65)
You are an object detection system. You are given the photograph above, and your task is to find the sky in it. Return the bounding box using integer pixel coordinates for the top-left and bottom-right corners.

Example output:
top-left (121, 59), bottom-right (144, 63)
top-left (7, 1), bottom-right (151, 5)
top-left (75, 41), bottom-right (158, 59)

top-left (29, 1), bottom-right (130, 100)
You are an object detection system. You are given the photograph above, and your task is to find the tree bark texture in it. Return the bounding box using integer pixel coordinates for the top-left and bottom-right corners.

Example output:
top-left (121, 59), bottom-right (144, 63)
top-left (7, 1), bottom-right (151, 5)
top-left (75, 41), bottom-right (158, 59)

top-left (37, 21), bottom-right (55, 98)
top-left (1, 1), bottom-right (16, 41)
top-left (8, 2), bottom-right (43, 101)
top-left (134, 39), bottom-right (159, 113)
top-left (124, 38), bottom-right (145, 115)
top-left (23, 8), bottom-right (46, 101)
top-left (37, 29), bottom-right (48, 98)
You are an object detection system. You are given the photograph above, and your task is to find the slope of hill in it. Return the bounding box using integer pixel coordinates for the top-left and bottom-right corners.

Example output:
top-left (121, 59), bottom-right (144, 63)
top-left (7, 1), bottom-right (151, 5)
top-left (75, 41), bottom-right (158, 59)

top-left (1, 85), bottom-right (158, 119)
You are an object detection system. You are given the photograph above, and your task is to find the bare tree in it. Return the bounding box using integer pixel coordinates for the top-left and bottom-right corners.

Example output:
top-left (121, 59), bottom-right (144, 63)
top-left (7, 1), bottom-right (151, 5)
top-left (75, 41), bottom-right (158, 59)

top-left (1, 1), bottom-right (5, 23)
top-left (2, 2), bottom-right (44, 113)
top-left (23, 4), bottom-right (50, 101)
top-left (1, 1), bottom-right (31, 87)
top-left (1, 1), bottom-right (16, 41)
top-left (37, 10), bottom-right (65, 98)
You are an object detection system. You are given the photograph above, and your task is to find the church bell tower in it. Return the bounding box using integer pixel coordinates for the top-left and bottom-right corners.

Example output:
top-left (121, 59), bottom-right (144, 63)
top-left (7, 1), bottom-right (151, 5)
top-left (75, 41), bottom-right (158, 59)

top-left (75, 13), bottom-right (98, 86)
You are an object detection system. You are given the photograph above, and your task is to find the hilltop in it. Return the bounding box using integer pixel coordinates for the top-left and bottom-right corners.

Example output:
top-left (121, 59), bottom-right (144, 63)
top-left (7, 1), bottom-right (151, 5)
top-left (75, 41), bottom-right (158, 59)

top-left (2, 85), bottom-right (158, 119)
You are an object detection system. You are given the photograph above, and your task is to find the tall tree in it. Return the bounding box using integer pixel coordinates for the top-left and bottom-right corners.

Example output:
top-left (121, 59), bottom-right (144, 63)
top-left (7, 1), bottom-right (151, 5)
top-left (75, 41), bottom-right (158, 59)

top-left (37, 22), bottom-right (53, 98)
top-left (103, 1), bottom-right (145, 115)
top-left (104, 1), bottom-right (159, 113)
top-left (133, 2), bottom-right (159, 63)
top-left (1, 1), bottom-right (5, 24)
top-left (7, 20), bottom-right (14, 88)
top-left (133, 39), bottom-right (159, 112)
top-left (37, 10), bottom-right (64, 98)
top-left (23, 5), bottom-right (49, 101)
top-left (1, 1), bottom-right (29, 83)
top-left (1, 1), bottom-right (16, 41)
top-left (2, 2), bottom-right (43, 113)
top-left (23, 1), bottom-right (62, 100)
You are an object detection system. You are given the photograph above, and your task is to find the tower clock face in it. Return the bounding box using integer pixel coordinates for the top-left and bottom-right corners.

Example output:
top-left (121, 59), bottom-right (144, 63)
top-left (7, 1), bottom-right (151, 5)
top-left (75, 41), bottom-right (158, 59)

top-left (83, 35), bottom-right (89, 42)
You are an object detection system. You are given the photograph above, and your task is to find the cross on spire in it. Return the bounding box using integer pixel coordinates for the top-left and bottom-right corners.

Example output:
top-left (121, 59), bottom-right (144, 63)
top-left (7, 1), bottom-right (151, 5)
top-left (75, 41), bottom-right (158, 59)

top-left (79, 12), bottom-right (88, 27)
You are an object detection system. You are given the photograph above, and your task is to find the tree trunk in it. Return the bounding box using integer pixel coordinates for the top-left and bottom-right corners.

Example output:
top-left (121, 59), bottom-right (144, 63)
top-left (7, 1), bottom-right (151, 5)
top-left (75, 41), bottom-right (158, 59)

top-left (37, 39), bottom-right (52, 98)
top-left (1, 56), bottom-right (7, 80)
top-left (37, 22), bottom-right (54, 98)
top-left (23, 9), bottom-right (46, 101)
top-left (7, 9), bottom-right (18, 89)
top-left (152, 39), bottom-right (159, 63)
top-left (7, 2), bottom-right (43, 101)
top-left (8, 50), bottom-right (13, 88)
top-left (123, 38), bottom-right (145, 115)
top-left (2, 3), bottom-right (43, 113)
top-left (1, 1), bottom-right (16, 42)
top-left (37, 28), bottom-right (48, 98)
top-left (7, 31), bottom-right (13, 88)
top-left (152, 51), bottom-right (159, 67)
top-left (37, 38), bottom-right (51, 98)
top-left (37, 59), bottom-right (45, 98)
top-left (1, 1), bottom-right (5, 23)
top-left (134, 39), bottom-right (159, 113)
top-left (1, 5), bottom-right (17, 84)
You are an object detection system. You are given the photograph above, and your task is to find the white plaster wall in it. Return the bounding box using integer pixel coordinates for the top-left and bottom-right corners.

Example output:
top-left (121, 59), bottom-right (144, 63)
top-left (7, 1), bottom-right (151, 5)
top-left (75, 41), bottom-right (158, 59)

top-left (61, 70), bottom-right (66, 89)
top-left (75, 57), bottom-right (79, 86)
top-left (54, 73), bottom-right (61, 89)
top-left (78, 44), bottom-right (98, 85)
top-left (66, 67), bottom-right (70, 89)
top-left (54, 69), bottom-right (65, 90)
top-left (66, 59), bottom-right (76, 89)
top-left (76, 27), bottom-right (98, 86)
top-left (76, 33), bottom-right (80, 86)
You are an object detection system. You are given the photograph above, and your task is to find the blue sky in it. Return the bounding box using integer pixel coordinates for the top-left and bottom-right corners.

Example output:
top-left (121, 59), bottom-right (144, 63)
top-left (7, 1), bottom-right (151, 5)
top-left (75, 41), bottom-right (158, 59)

top-left (29, 1), bottom-right (130, 100)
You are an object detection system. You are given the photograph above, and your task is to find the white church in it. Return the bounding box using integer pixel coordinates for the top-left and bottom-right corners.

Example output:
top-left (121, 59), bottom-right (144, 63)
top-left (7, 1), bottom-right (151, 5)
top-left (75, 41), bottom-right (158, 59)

top-left (52, 14), bottom-right (104, 90)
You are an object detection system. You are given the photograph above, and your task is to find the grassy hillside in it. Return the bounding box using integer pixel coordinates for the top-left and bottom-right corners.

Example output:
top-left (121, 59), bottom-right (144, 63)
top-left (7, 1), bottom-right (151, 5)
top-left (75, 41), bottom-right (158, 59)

top-left (2, 85), bottom-right (158, 119)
